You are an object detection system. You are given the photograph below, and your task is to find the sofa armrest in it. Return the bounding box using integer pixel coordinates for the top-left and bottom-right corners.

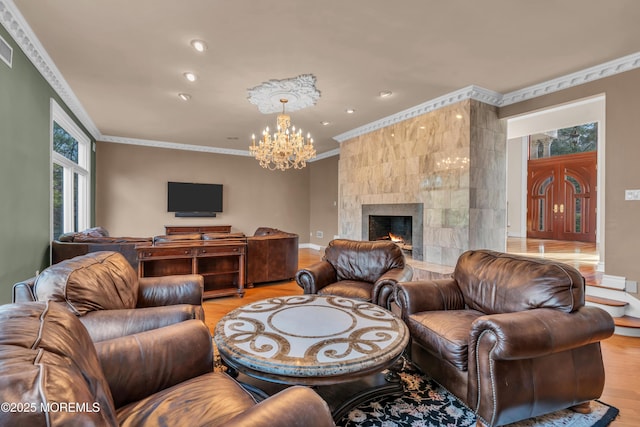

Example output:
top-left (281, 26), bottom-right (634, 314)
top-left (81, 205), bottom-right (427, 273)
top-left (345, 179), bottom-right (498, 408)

top-left (12, 279), bottom-right (36, 302)
top-left (80, 305), bottom-right (204, 342)
top-left (470, 306), bottom-right (615, 360)
top-left (137, 274), bottom-right (204, 307)
top-left (95, 319), bottom-right (213, 409)
top-left (221, 386), bottom-right (335, 427)
top-left (295, 261), bottom-right (337, 294)
top-left (372, 265), bottom-right (414, 307)
top-left (395, 279), bottom-right (464, 319)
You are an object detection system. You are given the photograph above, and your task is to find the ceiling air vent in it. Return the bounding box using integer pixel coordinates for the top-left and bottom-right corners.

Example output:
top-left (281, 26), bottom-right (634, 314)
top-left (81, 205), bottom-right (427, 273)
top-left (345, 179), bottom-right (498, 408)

top-left (0, 34), bottom-right (13, 68)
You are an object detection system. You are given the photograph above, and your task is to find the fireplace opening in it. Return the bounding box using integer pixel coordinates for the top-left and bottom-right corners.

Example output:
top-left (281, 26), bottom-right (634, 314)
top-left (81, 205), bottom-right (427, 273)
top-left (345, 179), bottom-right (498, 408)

top-left (368, 215), bottom-right (412, 252)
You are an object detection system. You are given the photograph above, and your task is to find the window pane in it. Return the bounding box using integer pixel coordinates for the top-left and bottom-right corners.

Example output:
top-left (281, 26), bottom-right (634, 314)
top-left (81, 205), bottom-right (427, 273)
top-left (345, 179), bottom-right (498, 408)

top-left (529, 122), bottom-right (597, 159)
top-left (53, 164), bottom-right (64, 239)
top-left (53, 122), bottom-right (79, 163)
top-left (74, 172), bottom-right (79, 231)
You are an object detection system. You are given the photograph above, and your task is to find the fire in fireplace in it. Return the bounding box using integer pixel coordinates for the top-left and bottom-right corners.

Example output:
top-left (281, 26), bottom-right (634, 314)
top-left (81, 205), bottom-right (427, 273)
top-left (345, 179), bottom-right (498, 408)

top-left (368, 215), bottom-right (412, 252)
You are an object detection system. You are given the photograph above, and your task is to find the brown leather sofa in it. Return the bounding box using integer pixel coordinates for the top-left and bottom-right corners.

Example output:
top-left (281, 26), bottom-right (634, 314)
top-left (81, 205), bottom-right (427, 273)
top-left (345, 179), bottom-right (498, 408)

top-left (246, 227), bottom-right (299, 287)
top-left (12, 251), bottom-right (204, 342)
top-left (296, 239), bottom-right (413, 307)
top-left (395, 249), bottom-right (615, 427)
top-left (52, 226), bottom-right (151, 269)
top-left (0, 301), bottom-right (335, 427)
top-left (52, 226), bottom-right (299, 287)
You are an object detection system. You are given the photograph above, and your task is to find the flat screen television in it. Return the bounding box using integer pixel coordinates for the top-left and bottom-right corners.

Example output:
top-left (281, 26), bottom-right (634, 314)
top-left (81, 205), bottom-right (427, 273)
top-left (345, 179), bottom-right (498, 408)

top-left (167, 182), bottom-right (223, 217)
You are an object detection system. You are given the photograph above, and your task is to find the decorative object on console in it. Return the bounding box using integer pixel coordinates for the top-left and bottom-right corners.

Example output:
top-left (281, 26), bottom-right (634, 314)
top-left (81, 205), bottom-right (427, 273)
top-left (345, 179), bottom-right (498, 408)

top-left (395, 249), bottom-right (615, 427)
top-left (250, 98), bottom-right (316, 171)
top-left (12, 251), bottom-right (204, 342)
top-left (295, 239), bottom-right (413, 308)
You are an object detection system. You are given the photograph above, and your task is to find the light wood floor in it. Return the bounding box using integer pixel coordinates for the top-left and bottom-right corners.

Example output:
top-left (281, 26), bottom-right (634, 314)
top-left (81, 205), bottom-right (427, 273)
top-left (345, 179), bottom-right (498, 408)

top-left (203, 241), bottom-right (639, 426)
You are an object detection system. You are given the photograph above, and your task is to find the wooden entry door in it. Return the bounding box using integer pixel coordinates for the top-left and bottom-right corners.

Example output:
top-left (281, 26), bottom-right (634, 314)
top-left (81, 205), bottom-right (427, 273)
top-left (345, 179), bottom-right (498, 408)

top-left (527, 152), bottom-right (597, 242)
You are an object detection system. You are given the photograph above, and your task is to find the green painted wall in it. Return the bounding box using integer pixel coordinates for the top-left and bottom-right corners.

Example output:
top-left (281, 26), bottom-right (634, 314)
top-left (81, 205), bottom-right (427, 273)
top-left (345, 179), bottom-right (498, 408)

top-left (0, 25), bottom-right (95, 304)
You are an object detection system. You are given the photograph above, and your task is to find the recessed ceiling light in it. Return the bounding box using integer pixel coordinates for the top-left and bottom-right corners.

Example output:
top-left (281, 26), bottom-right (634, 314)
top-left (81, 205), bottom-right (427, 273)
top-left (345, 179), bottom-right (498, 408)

top-left (178, 93), bottom-right (191, 101)
top-left (320, 121), bottom-right (330, 126)
top-left (456, 114), bottom-right (463, 119)
top-left (183, 72), bottom-right (197, 82)
top-left (190, 39), bottom-right (207, 53)
top-left (226, 136), bottom-right (239, 140)
top-left (345, 108), bottom-right (355, 114)
top-left (379, 90), bottom-right (392, 98)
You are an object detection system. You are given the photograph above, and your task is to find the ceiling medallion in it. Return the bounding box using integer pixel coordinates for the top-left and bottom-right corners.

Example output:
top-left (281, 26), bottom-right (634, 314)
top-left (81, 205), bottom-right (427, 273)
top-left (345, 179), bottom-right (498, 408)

top-left (247, 74), bottom-right (321, 114)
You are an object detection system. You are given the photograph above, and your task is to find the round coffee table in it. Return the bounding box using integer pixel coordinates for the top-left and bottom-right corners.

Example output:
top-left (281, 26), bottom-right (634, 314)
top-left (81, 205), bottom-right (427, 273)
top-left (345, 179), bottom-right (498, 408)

top-left (214, 295), bottom-right (409, 419)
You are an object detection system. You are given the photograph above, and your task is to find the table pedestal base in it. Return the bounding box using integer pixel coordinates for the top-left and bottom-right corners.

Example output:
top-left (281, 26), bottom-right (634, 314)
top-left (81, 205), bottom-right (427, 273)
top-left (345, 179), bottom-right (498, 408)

top-left (233, 370), bottom-right (404, 422)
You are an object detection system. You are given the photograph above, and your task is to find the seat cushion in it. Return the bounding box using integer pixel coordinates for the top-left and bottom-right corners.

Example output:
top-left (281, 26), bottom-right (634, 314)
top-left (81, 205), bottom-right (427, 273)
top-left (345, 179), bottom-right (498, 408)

top-left (116, 372), bottom-right (256, 426)
top-left (318, 280), bottom-right (373, 301)
top-left (33, 251), bottom-right (138, 316)
top-left (408, 309), bottom-right (484, 371)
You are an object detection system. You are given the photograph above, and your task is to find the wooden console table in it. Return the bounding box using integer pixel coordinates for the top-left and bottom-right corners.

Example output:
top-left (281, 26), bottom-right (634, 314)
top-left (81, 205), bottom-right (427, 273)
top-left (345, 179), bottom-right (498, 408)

top-left (165, 225), bottom-right (232, 235)
top-left (136, 240), bottom-right (246, 299)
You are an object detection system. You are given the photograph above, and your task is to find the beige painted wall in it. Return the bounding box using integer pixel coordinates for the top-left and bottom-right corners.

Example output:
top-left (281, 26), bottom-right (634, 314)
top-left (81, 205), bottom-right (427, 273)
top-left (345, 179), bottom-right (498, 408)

top-left (309, 156), bottom-right (339, 248)
top-left (95, 142), bottom-right (311, 240)
top-left (500, 68), bottom-right (640, 284)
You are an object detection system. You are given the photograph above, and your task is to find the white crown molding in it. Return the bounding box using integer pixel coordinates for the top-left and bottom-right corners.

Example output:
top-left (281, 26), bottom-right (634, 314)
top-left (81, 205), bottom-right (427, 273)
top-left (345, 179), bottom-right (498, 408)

top-left (4, 0), bottom-right (640, 155)
top-left (313, 148), bottom-right (340, 161)
top-left (499, 52), bottom-right (640, 106)
top-left (333, 53), bottom-right (640, 142)
top-left (0, 0), bottom-right (101, 140)
top-left (100, 135), bottom-right (252, 157)
top-left (333, 85), bottom-right (502, 143)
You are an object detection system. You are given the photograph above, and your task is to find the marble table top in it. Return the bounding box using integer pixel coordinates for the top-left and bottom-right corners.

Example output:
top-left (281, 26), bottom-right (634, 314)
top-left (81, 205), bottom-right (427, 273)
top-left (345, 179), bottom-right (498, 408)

top-left (214, 295), bottom-right (409, 384)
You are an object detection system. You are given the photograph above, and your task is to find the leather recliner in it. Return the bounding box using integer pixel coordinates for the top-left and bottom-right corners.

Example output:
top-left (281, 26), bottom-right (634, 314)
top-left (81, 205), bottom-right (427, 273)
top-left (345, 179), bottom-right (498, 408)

top-left (12, 251), bottom-right (204, 342)
top-left (395, 249), bottom-right (615, 427)
top-left (296, 239), bottom-right (413, 307)
top-left (0, 301), bottom-right (335, 427)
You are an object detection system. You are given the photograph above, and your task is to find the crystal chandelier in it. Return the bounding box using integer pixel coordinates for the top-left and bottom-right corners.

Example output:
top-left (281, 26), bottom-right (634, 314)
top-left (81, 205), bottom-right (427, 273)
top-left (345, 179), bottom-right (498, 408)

top-left (250, 99), bottom-right (316, 171)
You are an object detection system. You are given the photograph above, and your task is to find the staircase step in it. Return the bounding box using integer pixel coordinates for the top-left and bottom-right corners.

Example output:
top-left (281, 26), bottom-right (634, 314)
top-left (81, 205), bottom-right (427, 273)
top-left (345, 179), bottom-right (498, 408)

top-left (585, 295), bottom-right (628, 318)
top-left (613, 315), bottom-right (640, 338)
top-left (585, 295), bottom-right (628, 307)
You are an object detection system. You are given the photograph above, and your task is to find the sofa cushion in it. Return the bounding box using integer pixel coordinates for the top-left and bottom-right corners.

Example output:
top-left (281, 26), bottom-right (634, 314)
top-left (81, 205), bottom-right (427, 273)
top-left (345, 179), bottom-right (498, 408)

top-left (153, 233), bottom-right (202, 244)
top-left (0, 301), bottom-right (118, 426)
top-left (323, 239), bottom-right (405, 283)
top-left (33, 251), bottom-right (139, 316)
top-left (116, 372), bottom-right (256, 426)
top-left (408, 309), bottom-right (483, 371)
top-left (202, 232), bottom-right (246, 240)
top-left (318, 280), bottom-right (373, 302)
top-left (454, 250), bottom-right (585, 314)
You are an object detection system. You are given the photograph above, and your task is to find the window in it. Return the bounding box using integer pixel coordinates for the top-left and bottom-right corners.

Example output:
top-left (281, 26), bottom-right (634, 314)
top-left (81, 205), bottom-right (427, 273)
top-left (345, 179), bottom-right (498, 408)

top-left (51, 100), bottom-right (90, 239)
top-left (528, 122), bottom-right (598, 159)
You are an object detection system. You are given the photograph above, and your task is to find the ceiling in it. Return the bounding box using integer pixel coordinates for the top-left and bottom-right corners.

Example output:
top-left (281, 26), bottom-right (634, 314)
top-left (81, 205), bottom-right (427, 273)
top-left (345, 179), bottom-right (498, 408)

top-left (9, 0), bottom-right (640, 157)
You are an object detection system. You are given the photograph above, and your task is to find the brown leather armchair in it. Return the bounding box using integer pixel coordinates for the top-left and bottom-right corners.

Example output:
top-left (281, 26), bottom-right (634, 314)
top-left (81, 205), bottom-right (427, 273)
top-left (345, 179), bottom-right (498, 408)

top-left (0, 301), bottom-right (335, 427)
top-left (395, 249), bottom-right (615, 427)
top-left (296, 239), bottom-right (413, 307)
top-left (12, 251), bottom-right (204, 342)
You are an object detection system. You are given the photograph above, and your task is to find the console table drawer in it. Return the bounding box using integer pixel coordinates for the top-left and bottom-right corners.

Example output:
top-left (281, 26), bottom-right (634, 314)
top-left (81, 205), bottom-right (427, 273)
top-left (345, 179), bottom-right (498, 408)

top-left (138, 247), bottom-right (194, 258)
top-left (196, 245), bottom-right (245, 256)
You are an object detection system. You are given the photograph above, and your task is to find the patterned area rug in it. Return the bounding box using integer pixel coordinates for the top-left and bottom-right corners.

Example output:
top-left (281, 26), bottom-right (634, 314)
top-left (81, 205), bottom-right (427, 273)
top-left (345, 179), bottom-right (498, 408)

top-left (338, 366), bottom-right (619, 427)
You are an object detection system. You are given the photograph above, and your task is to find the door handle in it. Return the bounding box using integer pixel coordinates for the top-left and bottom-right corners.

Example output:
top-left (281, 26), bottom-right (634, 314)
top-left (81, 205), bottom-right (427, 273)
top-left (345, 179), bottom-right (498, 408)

top-left (553, 204), bottom-right (558, 213)
top-left (560, 204), bottom-right (564, 213)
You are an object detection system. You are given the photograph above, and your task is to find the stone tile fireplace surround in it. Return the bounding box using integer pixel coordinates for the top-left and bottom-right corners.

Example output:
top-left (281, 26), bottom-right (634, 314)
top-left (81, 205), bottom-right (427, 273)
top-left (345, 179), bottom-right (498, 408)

top-left (339, 99), bottom-right (507, 267)
top-left (362, 203), bottom-right (423, 261)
